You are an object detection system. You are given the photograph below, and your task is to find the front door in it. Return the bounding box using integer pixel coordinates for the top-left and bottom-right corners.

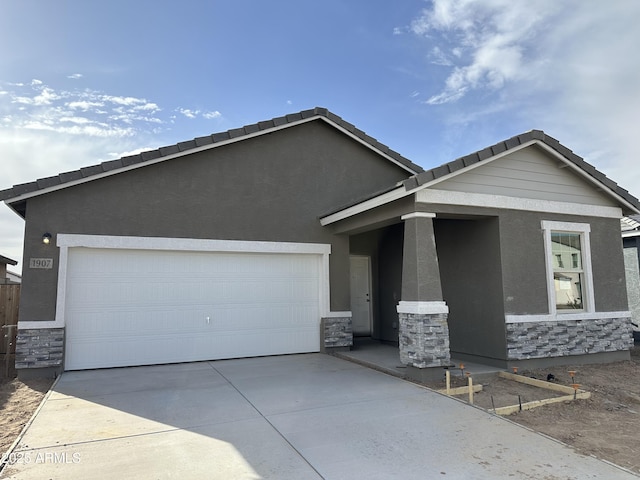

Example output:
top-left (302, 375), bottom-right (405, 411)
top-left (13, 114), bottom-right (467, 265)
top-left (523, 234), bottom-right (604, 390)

top-left (350, 255), bottom-right (372, 336)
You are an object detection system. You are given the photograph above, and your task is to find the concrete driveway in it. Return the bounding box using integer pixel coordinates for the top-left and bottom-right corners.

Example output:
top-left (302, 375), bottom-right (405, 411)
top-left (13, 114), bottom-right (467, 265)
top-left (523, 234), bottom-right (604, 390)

top-left (1, 354), bottom-right (636, 479)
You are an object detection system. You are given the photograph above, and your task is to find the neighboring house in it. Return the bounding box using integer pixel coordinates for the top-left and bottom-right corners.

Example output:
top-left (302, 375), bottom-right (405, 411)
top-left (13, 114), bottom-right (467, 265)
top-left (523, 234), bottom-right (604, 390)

top-left (0, 255), bottom-right (19, 284)
top-left (1, 107), bottom-right (639, 380)
top-left (6, 271), bottom-right (21, 284)
top-left (621, 215), bottom-right (640, 338)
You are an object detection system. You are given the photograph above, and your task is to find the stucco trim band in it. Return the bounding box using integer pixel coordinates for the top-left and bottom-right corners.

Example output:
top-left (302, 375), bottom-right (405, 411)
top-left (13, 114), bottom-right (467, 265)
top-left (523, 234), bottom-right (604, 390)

top-left (415, 189), bottom-right (622, 218)
top-left (505, 311), bottom-right (632, 324)
top-left (401, 212), bottom-right (436, 220)
top-left (397, 301), bottom-right (449, 315)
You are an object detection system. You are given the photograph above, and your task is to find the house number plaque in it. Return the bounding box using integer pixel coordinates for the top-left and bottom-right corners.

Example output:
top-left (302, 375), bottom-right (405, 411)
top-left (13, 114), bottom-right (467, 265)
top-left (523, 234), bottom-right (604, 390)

top-left (29, 258), bottom-right (54, 269)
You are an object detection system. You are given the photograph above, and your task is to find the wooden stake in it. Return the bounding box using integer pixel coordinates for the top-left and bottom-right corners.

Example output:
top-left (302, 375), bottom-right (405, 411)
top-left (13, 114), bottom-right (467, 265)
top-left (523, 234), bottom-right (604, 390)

top-left (468, 376), bottom-right (474, 404)
top-left (445, 370), bottom-right (451, 395)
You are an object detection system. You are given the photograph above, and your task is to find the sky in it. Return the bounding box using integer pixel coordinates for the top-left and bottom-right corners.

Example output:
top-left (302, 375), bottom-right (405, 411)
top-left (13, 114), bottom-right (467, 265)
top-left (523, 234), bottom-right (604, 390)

top-left (2, 0), bottom-right (640, 274)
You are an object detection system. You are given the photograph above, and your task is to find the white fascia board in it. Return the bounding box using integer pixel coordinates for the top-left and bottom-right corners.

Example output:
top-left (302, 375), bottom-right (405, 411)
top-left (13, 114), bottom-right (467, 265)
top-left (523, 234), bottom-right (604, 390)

top-left (416, 189), bottom-right (623, 218)
top-left (320, 186), bottom-right (411, 226)
top-left (3, 115), bottom-right (420, 205)
top-left (622, 230), bottom-right (640, 238)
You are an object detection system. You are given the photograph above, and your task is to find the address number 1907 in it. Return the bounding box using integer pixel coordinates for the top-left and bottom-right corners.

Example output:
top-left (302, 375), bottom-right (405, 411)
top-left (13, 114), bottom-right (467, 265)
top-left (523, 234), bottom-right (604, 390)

top-left (29, 258), bottom-right (54, 269)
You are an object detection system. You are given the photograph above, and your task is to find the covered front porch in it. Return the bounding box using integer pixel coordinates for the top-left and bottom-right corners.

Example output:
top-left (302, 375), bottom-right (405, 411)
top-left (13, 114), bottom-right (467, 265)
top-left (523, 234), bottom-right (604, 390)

top-left (328, 196), bottom-right (508, 380)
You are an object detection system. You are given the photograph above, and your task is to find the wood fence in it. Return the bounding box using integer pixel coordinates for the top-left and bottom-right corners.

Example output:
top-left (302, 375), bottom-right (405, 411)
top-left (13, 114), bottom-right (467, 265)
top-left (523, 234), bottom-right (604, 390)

top-left (1, 284), bottom-right (20, 355)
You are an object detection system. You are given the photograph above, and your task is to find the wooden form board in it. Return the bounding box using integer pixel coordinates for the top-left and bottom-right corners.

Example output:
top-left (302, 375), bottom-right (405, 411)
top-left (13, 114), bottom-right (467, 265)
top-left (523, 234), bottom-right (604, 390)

top-left (494, 371), bottom-right (591, 416)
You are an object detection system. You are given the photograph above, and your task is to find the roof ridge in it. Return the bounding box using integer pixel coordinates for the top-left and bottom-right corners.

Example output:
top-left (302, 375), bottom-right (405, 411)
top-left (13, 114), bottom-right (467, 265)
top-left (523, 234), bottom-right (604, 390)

top-left (0, 107), bottom-right (423, 204)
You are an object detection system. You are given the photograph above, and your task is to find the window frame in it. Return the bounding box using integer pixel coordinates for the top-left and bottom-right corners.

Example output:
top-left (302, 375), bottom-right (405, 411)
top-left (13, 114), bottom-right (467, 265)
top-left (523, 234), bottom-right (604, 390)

top-left (541, 221), bottom-right (595, 315)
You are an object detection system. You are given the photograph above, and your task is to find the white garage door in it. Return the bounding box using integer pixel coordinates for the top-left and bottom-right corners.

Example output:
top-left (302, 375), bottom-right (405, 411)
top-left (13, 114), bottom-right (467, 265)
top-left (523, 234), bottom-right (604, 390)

top-left (64, 247), bottom-right (321, 370)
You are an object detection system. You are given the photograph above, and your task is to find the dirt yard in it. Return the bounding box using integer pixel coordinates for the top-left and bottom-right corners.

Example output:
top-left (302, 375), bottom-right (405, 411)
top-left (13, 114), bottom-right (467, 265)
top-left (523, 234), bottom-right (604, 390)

top-left (423, 346), bottom-right (640, 475)
top-left (0, 377), bottom-right (54, 459)
top-left (1, 349), bottom-right (640, 474)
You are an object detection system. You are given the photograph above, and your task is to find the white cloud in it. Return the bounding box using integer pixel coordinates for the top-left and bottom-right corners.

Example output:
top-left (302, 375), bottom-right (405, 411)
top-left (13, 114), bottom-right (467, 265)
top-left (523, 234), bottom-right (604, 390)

top-left (68, 100), bottom-right (104, 110)
top-left (0, 81), bottom-right (168, 137)
top-left (177, 108), bottom-right (197, 119)
top-left (0, 77), bottom-right (227, 273)
top-left (410, 0), bottom-right (559, 105)
top-left (177, 107), bottom-right (222, 120)
top-left (406, 0), bottom-right (640, 198)
top-left (67, 73), bottom-right (83, 79)
top-left (0, 128), bottom-right (146, 272)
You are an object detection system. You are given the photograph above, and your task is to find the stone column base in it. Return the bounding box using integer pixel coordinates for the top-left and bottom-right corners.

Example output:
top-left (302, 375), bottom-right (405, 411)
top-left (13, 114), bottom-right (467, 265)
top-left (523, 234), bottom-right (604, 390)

top-left (398, 308), bottom-right (450, 368)
top-left (321, 315), bottom-right (353, 351)
top-left (15, 328), bottom-right (64, 369)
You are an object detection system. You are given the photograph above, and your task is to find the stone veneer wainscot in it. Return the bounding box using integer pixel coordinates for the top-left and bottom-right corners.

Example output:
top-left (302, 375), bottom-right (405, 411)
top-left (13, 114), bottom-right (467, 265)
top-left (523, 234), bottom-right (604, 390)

top-left (506, 317), bottom-right (633, 360)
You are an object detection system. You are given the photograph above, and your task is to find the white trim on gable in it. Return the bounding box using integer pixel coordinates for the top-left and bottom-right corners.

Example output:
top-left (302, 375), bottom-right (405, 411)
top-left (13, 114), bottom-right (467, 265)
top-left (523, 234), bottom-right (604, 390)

top-left (3, 115), bottom-right (421, 206)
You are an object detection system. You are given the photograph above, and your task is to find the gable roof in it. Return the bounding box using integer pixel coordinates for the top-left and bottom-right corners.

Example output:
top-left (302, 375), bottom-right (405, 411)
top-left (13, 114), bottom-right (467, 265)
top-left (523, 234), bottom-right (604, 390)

top-left (0, 107), bottom-right (423, 218)
top-left (321, 130), bottom-right (640, 224)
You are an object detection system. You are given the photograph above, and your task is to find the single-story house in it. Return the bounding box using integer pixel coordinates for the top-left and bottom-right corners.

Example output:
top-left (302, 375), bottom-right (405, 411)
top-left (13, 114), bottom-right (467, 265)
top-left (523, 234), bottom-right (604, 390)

top-left (2, 107), bottom-right (638, 379)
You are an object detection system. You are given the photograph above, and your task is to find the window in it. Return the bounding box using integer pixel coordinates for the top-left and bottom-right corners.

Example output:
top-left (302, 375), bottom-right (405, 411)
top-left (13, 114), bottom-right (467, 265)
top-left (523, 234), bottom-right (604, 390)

top-left (551, 232), bottom-right (583, 310)
top-left (542, 221), bottom-right (594, 314)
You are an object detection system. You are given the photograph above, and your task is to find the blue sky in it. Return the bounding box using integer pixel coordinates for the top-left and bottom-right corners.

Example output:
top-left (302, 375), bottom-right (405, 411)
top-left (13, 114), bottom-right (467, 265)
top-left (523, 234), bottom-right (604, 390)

top-left (2, 0), bottom-right (640, 273)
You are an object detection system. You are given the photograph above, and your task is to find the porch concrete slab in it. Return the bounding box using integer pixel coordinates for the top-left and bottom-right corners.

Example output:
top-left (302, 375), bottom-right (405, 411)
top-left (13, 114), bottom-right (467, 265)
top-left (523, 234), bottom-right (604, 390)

top-left (2, 354), bottom-right (638, 479)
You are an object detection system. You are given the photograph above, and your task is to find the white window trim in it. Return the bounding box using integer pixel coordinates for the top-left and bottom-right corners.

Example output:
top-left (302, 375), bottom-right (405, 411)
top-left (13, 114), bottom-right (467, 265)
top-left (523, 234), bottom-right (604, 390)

top-left (541, 220), bottom-right (595, 316)
top-left (19, 234), bottom-right (339, 330)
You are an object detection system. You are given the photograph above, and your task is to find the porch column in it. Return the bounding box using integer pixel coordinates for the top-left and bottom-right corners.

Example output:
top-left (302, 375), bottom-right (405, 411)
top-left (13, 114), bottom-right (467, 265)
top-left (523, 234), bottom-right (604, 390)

top-left (397, 212), bottom-right (451, 369)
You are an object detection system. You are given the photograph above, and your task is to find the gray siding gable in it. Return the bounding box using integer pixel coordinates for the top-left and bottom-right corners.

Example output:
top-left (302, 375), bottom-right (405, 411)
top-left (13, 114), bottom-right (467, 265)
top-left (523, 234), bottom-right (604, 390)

top-left (433, 144), bottom-right (619, 207)
top-left (407, 130), bottom-right (640, 214)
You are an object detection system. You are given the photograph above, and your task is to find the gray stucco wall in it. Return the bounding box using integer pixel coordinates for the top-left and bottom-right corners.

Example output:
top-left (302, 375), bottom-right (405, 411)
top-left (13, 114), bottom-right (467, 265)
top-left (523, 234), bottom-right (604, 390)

top-left (19, 120), bottom-right (413, 322)
top-left (418, 204), bottom-right (629, 317)
top-left (434, 218), bottom-right (506, 360)
top-left (497, 211), bottom-right (628, 315)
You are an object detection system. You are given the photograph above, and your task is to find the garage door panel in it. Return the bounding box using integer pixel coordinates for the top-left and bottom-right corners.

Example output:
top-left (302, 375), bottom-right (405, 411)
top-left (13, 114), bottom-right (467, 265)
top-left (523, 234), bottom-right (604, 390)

top-left (64, 247), bottom-right (322, 370)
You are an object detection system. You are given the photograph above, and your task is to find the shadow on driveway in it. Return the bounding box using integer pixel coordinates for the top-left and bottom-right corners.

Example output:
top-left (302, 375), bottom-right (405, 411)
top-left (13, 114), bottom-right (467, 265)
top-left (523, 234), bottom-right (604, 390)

top-left (2, 354), bottom-right (638, 479)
